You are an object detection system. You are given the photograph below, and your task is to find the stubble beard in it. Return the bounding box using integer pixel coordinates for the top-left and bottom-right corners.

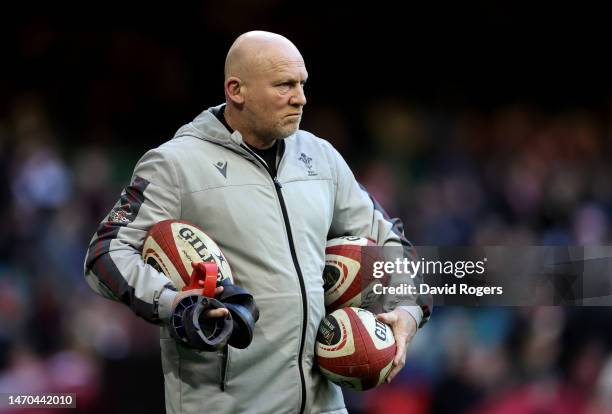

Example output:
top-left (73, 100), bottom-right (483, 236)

top-left (260, 118), bottom-right (301, 143)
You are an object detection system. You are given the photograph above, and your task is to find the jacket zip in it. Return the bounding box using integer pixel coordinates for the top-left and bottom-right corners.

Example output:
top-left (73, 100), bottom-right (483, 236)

top-left (241, 143), bottom-right (308, 414)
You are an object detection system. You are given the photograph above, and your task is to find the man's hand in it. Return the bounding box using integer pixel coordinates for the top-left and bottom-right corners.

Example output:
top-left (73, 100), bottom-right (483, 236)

top-left (169, 285), bottom-right (233, 351)
top-left (171, 286), bottom-right (229, 319)
top-left (376, 308), bottom-right (417, 383)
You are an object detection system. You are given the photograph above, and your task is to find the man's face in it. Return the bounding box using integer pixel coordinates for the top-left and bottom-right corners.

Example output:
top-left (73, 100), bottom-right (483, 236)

top-left (243, 52), bottom-right (308, 144)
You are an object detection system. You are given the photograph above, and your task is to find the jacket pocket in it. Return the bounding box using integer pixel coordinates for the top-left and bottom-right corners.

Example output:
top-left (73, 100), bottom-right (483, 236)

top-left (218, 346), bottom-right (231, 391)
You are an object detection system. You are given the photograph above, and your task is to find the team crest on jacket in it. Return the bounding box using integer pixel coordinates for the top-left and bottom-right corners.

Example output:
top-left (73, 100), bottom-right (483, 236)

top-left (299, 152), bottom-right (317, 176)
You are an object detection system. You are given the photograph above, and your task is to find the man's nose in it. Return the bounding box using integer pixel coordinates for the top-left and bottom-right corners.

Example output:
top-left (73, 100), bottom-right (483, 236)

top-left (290, 85), bottom-right (307, 106)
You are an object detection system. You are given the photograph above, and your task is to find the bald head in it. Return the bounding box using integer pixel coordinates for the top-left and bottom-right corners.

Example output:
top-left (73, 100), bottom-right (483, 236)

top-left (223, 31), bottom-right (308, 149)
top-left (224, 31), bottom-right (303, 81)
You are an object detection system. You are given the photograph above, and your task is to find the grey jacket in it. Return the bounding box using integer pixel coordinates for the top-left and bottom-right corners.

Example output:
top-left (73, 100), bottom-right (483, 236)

top-left (84, 105), bottom-right (431, 414)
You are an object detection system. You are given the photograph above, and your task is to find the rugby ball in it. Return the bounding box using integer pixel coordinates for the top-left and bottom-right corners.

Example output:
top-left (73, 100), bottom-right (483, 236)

top-left (316, 307), bottom-right (396, 390)
top-left (142, 219), bottom-right (233, 289)
top-left (323, 236), bottom-right (385, 313)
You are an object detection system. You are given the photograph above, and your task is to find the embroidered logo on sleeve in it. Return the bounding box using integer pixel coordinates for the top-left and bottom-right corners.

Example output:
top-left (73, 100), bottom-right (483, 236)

top-left (109, 203), bottom-right (132, 224)
top-left (106, 176), bottom-right (148, 225)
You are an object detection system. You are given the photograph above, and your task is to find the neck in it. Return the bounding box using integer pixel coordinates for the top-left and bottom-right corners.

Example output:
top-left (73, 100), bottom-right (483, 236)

top-left (224, 104), bottom-right (276, 150)
top-left (243, 135), bottom-right (277, 150)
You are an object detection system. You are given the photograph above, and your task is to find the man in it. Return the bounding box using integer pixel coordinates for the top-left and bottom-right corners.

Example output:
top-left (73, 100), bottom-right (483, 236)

top-left (84, 31), bottom-right (431, 414)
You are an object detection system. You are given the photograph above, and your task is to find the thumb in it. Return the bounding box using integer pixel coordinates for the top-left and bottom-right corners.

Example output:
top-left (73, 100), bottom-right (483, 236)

top-left (376, 312), bottom-right (397, 325)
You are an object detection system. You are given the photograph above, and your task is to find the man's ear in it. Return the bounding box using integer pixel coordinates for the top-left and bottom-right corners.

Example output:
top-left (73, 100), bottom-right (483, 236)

top-left (225, 77), bottom-right (245, 105)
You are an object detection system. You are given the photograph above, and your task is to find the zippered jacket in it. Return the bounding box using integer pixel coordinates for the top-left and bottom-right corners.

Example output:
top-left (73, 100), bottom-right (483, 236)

top-left (84, 105), bottom-right (431, 414)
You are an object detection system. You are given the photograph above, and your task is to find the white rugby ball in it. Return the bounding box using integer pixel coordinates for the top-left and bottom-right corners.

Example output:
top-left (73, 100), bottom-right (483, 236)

top-left (142, 219), bottom-right (233, 289)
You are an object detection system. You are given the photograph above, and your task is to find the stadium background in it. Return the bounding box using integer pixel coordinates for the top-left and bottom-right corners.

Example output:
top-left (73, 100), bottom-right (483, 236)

top-left (1, 3), bottom-right (611, 413)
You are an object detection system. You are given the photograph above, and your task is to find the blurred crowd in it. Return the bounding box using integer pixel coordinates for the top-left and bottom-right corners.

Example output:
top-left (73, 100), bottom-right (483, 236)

top-left (2, 91), bottom-right (612, 413)
top-left (2, 20), bottom-right (612, 414)
top-left (317, 102), bottom-right (612, 413)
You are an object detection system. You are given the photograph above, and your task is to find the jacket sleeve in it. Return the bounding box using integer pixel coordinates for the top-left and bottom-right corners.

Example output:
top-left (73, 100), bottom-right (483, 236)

top-left (326, 143), bottom-right (432, 328)
top-left (83, 148), bottom-right (180, 324)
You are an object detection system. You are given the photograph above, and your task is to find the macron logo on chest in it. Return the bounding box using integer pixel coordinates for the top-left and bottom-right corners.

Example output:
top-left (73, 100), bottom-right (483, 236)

top-left (214, 161), bottom-right (228, 178)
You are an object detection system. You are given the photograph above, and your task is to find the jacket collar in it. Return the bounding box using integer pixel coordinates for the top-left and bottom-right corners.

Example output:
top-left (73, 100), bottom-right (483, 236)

top-left (174, 104), bottom-right (296, 162)
top-left (173, 104), bottom-right (245, 148)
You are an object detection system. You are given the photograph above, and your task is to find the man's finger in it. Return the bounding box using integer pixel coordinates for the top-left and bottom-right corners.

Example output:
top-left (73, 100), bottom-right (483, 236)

top-left (386, 366), bottom-right (400, 383)
top-left (387, 344), bottom-right (408, 383)
top-left (394, 335), bottom-right (407, 365)
top-left (376, 312), bottom-right (397, 325)
top-left (203, 307), bottom-right (229, 318)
